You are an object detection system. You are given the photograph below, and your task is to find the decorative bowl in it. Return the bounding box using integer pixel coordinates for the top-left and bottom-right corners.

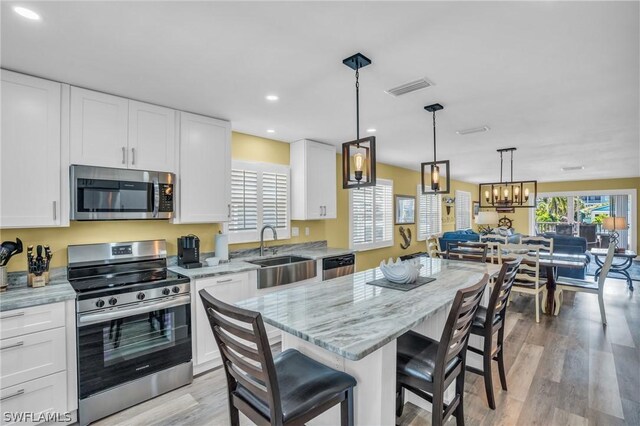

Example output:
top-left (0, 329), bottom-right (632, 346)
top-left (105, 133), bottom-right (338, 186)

top-left (379, 258), bottom-right (423, 284)
top-left (205, 257), bottom-right (220, 267)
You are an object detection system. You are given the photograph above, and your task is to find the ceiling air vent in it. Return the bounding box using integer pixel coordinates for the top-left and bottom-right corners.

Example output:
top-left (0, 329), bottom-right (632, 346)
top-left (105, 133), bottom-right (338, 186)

top-left (385, 78), bottom-right (432, 97)
top-left (561, 166), bottom-right (585, 172)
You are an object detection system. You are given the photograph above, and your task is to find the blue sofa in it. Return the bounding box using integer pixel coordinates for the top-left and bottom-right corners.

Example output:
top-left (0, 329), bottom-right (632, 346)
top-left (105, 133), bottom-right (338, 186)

top-left (439, 229), bottom-right (480, 251)
top-left (542, 233), bottom-right (589, 279)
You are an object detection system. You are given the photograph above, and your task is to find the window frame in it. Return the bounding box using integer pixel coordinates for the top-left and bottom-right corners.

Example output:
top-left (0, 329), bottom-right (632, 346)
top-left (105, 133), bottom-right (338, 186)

top-left (229, 161), bottom-right (291, 244)
top-left (417, 184), bottom-right (442, 241)
top-left (349, 178), bottom-right (394, 251)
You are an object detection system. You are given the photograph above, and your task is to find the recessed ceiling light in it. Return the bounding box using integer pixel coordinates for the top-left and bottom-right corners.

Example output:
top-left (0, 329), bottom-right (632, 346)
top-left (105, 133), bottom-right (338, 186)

top-left (561, 166), bottom-right (584, 172)
top-left (266, 129), bottom-right (275, 133)
top-left (456, 126), bottom-right (490, 135)
top-left (366, 128), bottom-right (377, 133)
top-left (265, 95), bottom-right (279, 101)
top-left (13, 6), bottom-right (41, 21)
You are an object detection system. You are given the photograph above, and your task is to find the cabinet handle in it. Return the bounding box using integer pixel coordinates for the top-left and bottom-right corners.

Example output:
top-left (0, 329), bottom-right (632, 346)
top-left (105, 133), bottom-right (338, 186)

top-left (320, 206), bottom-right (323, 217)
top-left (1, 389), bottom-right (24, 401)
top-left (53, 201), bottom-right (57, 221)
top-left (0, 311), bottom-right (25, 319)
top-left (1, 341), bottom-right (23, 351)
top-left (217, 278), bottom-right (233, 283)
top-left (131, 147), bottom-right (136, 165)
top-left (122, 147), bottom-right (126, 164)
top-left (228, 204), bottom-right (231, 218)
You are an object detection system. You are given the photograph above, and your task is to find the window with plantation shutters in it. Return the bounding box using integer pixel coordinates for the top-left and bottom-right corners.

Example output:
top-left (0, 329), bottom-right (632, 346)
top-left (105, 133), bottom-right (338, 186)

top-left (455, 190), bottom-right (472, 230)
top-left (229, 161), bottom-right (290, 243)
top-left (417, 184), bottom-right (442, 241)
top-left (350, 179), bottom-right (394, 251)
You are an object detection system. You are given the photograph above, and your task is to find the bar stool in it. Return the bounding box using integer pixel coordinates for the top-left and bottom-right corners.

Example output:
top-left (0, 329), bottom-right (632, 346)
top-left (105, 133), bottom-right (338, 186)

top-left (396, 273), bottom-right (489, 426)
top-left (200, 290), bottom-right (356, 426)
top-left (466, 258), bottom-right (521, 409)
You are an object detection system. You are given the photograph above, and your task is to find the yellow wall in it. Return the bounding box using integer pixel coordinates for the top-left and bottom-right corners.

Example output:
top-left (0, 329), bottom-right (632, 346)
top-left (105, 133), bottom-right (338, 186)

top-left (505, 177), bottom-right (640, 246)
top-left (0, 132), bottom-right (479, 273)
top-left (324, 156), bottom-right (479, 272)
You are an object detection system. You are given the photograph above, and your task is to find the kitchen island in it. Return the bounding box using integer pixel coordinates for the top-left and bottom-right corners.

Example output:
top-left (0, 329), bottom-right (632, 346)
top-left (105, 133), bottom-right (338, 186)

top-left (237, 257), bottom-right (500, 425)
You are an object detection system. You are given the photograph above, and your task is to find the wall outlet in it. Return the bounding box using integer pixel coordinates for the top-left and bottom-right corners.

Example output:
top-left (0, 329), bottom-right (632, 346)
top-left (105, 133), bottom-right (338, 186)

top-left (292, 227), bottom-right (299, 237)
top-left (305, 227), bottom-right (310, 236)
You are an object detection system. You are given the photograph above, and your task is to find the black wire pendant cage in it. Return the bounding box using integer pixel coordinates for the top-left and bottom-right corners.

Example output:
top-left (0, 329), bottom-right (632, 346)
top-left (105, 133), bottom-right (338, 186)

top-left (421, 159), bottom-right (451, 194)
top-left (341, 52), bottom-right (377, 189)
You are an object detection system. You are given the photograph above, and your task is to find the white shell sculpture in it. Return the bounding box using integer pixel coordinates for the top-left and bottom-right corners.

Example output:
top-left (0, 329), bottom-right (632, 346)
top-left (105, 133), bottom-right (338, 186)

top-left (379, 257), bottom-right (423, 284)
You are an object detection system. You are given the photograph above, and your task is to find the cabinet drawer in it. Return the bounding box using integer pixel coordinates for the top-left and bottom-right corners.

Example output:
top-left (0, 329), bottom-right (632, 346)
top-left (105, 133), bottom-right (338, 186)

top-left (0, 371), bottom-right (68, 426)
top-left (1, 327), bottom-right (66, 388)
top-left (0, 303), bottom-right (66, 340)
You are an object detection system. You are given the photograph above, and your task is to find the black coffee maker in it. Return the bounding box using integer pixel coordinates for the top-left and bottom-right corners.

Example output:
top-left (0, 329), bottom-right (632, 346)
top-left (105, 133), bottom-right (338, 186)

top-left (177, 234), bottom-right (202, 269)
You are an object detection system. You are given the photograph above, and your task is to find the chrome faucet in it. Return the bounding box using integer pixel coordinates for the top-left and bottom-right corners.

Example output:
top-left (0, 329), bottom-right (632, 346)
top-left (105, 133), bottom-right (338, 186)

top-left (260, 225), bottom-right (278, 256)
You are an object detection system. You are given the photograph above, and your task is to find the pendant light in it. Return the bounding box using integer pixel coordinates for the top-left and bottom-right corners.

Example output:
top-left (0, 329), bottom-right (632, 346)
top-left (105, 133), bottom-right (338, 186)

top-left (478, 147), bottom-right (537, 209)
top-left (342, 52), bottom-right (376, 189)
top-left (421, 103), bottom-right (450, 194)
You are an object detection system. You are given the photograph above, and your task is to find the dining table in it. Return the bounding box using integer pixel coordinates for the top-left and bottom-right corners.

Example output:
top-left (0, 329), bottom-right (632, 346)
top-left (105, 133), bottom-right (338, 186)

top-left (236, 257), bottom-right (500, 426)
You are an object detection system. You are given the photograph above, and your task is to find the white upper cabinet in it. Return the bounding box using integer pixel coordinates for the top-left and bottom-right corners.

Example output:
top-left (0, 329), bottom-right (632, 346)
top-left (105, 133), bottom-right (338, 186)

top-left (70, 87), bottom-right (129, 168)
top-left (71, 88), bottom-right (177, 173)
top-left (290, 139), bottom-right (337, 220)
top-left (1, 70), bottom-right (67, 228)
top-left (175, 112), bottom-right (231, 224)
top-left (128, 100), bottom-right (176, 173)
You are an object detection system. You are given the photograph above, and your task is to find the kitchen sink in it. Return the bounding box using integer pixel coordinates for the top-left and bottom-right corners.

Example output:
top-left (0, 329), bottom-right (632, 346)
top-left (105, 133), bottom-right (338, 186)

top-left (248, 256), bottom-right (316, 289)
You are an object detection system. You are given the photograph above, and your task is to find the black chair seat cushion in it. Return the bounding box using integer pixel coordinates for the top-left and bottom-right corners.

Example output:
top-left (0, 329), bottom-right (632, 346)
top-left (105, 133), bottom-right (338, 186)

top-left (397, 330), bottom-right (460, 384)
top-left (233, 349), bottom-right (356, 423)
top-left (472, 306), bottom-right (501, 329)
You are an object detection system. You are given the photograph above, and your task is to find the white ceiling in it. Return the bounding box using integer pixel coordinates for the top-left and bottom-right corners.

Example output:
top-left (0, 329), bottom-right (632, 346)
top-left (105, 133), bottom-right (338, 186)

top-left (2, 1), bottom-right (639, 183)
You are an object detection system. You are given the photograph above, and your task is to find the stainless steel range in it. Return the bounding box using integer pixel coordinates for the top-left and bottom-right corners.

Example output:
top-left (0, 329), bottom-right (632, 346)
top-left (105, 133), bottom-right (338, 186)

top-left (68, 240), bottom-right (192, 426)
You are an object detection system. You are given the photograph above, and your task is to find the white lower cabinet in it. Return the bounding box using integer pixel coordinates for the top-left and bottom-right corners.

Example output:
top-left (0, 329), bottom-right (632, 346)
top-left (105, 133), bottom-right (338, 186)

top-left (0, 301), bottom-right (77, 426)
top-left (193, 272), bottom-right (253, 374)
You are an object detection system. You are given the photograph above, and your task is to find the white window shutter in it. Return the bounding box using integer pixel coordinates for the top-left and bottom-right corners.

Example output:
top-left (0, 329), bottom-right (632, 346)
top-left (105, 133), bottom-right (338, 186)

top-left (263, 171), bottom-right (288, 229)
top-left (455, 190), bottom-right (472, 230)
top-left (229, 169), bottom-right (258, 231)
top-left (417, 185), bottom-right (442, 240)
top-left (350, 179), bottom-right (394, 251)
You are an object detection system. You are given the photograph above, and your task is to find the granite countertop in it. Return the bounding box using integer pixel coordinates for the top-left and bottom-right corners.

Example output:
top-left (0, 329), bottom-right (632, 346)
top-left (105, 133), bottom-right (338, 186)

top-left (237, 258), bottom-right (500, 361)
top-left (0, 275), bottom-right (76, 312)
top-left (168, 261), bottom-right (261, 279)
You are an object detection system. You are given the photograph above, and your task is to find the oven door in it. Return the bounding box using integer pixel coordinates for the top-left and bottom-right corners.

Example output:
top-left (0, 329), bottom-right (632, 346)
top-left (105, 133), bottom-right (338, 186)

top-left (77, 295), bottom-right (191, 399)
top-left (70, 165), bottom-right (174, 220)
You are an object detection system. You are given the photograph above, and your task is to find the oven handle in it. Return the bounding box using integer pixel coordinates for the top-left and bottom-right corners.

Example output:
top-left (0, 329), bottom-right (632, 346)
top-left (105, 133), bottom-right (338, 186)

top-left (78, 295), bottom-right (190, 326)
top-left (152, 179), bottom-right (160, 218)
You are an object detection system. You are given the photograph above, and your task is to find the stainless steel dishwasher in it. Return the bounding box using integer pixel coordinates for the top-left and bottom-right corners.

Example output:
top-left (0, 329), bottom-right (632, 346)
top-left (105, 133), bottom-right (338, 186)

top-left (322, 254), bottom-right (355, 280)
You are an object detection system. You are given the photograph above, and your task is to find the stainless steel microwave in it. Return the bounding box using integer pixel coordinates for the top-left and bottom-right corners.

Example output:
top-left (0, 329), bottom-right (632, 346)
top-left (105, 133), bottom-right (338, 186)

top-left (70, 165), bottom-right (175, 220)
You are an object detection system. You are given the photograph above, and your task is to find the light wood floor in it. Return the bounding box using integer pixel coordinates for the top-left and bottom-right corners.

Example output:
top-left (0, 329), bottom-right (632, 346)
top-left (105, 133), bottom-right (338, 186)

top-left (95, 277), bottom-right (640, 426)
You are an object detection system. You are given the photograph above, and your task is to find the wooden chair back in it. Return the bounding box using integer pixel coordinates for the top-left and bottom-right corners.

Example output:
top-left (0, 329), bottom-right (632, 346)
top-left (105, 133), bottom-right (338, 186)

top-left (597, 242), bottom-right (616, 291)
top-left (199, 290), bottom-right (283, 425)
top-left (480, 234), bottom-right (508, 245)
top-left (521, 235), bottom-right (554, 254)
top-left (436, 274), bottom-right (489, 380)
top-left (445, 242), bottom-right (488, 263)
top-left (499, 244), bottom-right (541, 288)
top-left (486, 258), bottom-right (521, 325)
top-left (427, 235), bottom-right (440, 258)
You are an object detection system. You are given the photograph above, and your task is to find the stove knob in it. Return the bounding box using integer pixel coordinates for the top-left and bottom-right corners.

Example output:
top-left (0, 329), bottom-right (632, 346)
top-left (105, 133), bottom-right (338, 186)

top-left (137, 292), bottom-right (146, 301)
top-left (95, 299), bottom-right (105, 308)
top-left (172, 286), bottom-right (181, 294)
top-left (108, 297), bottom-right (117, 306)
top-left (162, 288), bottom-right (171, 296)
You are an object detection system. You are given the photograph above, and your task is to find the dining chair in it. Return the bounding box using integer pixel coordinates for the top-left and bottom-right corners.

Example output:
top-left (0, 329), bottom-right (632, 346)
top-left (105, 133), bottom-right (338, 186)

top-left (465, 258), bottom-right (521, 409)
top-left (478, 237), bottom-right (502, 265)
top-left (551, 242), bottom-right (615, 324)
top-left (499, 244), bottom-right (543, 323)
top-left (445, 242), bottom-right (488, 263)
top-left (521, 235), bottom-right (554, 254)
top-left (396, 273), bottom-right (489, 426)
top-left (199, 290), bottom-right (357, 426)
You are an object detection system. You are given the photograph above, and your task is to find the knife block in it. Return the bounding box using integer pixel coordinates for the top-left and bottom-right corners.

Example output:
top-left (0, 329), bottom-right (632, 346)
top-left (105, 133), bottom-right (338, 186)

top-left (28, 272), bottom-right (49, 287)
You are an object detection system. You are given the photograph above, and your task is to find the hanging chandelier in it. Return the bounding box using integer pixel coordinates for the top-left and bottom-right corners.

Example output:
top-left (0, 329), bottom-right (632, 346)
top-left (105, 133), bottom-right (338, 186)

top-left (341, 52), bottom-right (376, 189)
top-left (421, 103), bottom-right (450, 194)
top-left (478, 148), bottom-right (537, 209)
